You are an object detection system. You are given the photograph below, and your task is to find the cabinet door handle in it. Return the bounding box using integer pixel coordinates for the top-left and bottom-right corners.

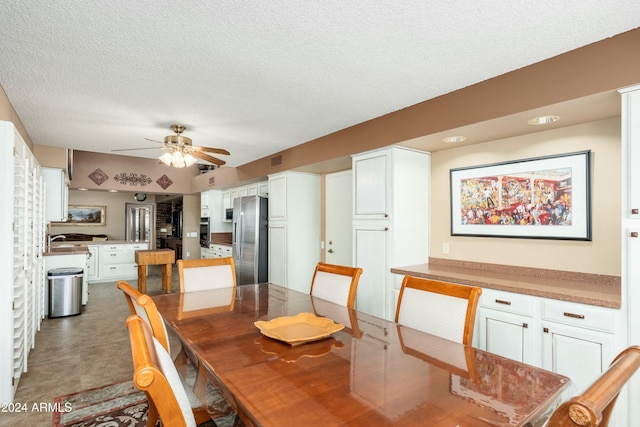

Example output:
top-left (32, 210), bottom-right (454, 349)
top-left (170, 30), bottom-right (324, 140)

top-left (523, 323), bottom-right (528, 328)
top-left (327, 249), bottom-right (334, 253)
top-left (563, 312), bottom-right (585, 319)
top-left (631, 231), bottom-right (638, 238)
top-left (543, 327), bottom-right (549, 333)
top-left (495, 299), bottom-right (511, 305)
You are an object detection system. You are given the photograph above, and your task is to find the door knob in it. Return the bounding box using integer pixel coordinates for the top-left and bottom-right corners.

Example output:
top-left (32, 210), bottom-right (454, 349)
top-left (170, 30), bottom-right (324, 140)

top-left (327, 249), bottom-right (334, 253)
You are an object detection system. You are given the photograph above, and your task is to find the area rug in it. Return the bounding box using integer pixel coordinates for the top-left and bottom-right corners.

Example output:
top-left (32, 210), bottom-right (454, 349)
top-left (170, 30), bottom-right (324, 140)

top-left (52, 380), bottom-right (148, 427)
top-left (52, 380), bottom-right (236, 427)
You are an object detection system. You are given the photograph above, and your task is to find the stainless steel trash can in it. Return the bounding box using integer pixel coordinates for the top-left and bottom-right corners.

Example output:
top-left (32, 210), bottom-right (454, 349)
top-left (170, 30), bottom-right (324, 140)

top-left (48, 267), bottom-right (83, 318)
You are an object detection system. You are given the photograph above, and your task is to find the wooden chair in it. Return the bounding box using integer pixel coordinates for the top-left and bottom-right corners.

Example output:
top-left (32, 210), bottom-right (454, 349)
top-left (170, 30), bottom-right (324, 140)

top-left (118, 281), bottom-right (234, 426)
top-left (117, 280), bottom-right (171, 351)
top-left (177, 257), bottom-right (236, 293)
top-left (309, 262), bottom-right (363, 309)
top-left (126, 314), bottom-right (200, 427)
top-left (395, 276), bottom-right (482, 346)
top-left (547, 345), bottom-right (640, 427)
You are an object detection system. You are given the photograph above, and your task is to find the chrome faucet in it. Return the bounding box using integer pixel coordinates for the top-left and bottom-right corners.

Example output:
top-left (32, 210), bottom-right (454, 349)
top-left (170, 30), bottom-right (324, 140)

top-left (48, 234), bottom-right (66, 249)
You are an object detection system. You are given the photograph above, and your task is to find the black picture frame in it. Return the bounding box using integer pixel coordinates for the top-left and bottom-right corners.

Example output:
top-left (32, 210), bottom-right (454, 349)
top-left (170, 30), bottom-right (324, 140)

top-left (450, 150), bottom-right (591, 240)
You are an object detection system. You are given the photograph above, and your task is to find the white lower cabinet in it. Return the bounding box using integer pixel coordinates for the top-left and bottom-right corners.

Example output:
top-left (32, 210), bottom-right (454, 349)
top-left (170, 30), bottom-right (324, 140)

top-left (89, 243), bottom-right (148, 283)
top-left (541, 299), bottom-right (617, 394)
top-left (87, 245), bottom-right (99, 281)
top-left (476, 288), bottom-right (619, 400)
top-left (353, 224), bottom-right (388, 318)
top-left (477, 288), bottom-right (539, 365)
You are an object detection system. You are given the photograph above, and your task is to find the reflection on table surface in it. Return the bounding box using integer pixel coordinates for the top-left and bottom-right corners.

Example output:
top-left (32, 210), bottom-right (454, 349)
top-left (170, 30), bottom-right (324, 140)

top-left (153, 283), bottom-right (572, 427)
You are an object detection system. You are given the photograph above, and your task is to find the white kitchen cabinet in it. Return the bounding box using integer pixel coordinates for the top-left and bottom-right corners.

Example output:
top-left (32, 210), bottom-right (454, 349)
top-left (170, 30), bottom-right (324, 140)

top-left (541, 299), bottom-right (617, 394)
top-left (352, 146), bottom-right (431, 320)
top-left (353, 224), bottom-right (388, 318)
top-left (200, 190), bottom-right (210, 217)
top-left (353, 150), bottom-right (390, 219)
top-left (268, 171), bottom-right (321, 293)
top-left (1, 121), bottom-right (45, 403)
top-left (222, 190), bottom-right (231, 211)
top-left (42, 167), bottom-right (68, 222)
top-left (89, 242), bottom-right (148, 283)
top-left (258, 181), bottom-right (269, 197)
top-left (477, 288), bottom-right (539, 365)
top-left (268, 223), bottom-right (287, 287)
top-left (87, 245), bottom-right (100, 281)
top-left (211, 244), bottom-right (232, 258)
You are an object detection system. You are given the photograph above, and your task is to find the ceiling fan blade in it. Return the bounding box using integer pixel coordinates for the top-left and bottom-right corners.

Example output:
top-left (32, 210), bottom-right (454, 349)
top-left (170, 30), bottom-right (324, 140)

top-left (144, 138), bottom-right (164, 144)
top-left (191, 150), bottom-right (226, 166)
top-left (193, 146), bottom-right (230, 156)
top-left (112, 147), bottom-right (166, 152)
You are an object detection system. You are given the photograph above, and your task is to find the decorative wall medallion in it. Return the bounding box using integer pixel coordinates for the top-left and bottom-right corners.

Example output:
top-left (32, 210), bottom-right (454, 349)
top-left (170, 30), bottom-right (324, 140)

top-left (114, 172), bottom-right (153, 186)
top-left (156, 174), bottom-right (173, 190)
top-left (88, 168), bottom-right (109, 185)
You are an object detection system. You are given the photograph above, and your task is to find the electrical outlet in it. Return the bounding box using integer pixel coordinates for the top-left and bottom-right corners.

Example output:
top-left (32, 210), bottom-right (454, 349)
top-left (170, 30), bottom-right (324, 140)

top-left (442, 243), bottom-right (449, 254)
top-left (186, 251), bottom-right (190, 257)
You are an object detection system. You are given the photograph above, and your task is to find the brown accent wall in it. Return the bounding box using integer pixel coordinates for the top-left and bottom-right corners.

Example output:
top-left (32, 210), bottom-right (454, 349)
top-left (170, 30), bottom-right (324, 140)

top-left (0, 84), bottom-right (32, 148)
top-left (70, 150), bottom-right (198, 194)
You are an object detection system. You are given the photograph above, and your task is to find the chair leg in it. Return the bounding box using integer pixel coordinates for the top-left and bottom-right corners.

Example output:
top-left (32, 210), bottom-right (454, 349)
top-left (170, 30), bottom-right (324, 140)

top-left (146, 401), bottom-right (159, 427)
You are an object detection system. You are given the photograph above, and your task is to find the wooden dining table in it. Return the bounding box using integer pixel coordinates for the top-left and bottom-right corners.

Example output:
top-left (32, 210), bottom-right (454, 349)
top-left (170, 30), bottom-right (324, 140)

top-left (152, 283), bottom-right (574, 427)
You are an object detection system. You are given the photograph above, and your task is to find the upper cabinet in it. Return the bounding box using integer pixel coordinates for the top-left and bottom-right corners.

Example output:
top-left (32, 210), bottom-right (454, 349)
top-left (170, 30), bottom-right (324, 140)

top-left (353, 149), bottom-right (390, 219)
top-left (42, 167), bottom-right (68, 222)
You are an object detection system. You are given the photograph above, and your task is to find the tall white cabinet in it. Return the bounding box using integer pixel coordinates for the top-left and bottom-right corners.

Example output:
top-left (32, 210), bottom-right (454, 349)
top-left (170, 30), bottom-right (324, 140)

top-left (1, 121), bottom-right (45, 403)
top-left (268, 171), bottom-right (321, 293)
top-left (621, 84), bottom-right (640, 426)
top-left (352, 146), bottom-right (431, 320)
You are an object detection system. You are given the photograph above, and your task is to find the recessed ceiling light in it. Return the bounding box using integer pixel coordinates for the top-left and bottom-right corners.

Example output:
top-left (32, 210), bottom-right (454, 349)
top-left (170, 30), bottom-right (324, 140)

top-left (527, 115), bottom-right (560, 125)
top-left (108, 189), bottom-right (118, 193)
top-left (78, 188), bottom-right (88, 191)
top-left (442, 135), bottom-right (466, 143)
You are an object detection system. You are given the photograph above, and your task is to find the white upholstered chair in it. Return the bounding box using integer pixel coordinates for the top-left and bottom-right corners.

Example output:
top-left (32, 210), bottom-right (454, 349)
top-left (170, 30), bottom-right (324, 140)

top-left (309, 262), bottom-right (363, 309)
top-left (118, 281), bottom-right (236, 426)
top-left (395, 276), bottom-right (482, 346)
top-left (126, 314), bottom-right (200, 427)
top-left (177, 257), bottom-right (236, 293)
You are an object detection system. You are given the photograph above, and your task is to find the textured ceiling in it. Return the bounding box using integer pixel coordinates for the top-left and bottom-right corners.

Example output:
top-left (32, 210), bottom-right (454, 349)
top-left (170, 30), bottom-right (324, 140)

top-left (1, 1), bottom-right (639, 167)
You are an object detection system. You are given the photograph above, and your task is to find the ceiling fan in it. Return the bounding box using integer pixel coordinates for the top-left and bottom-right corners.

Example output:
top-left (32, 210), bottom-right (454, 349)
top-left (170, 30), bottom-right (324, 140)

top-left (112, 124), bottom-right (230, 168)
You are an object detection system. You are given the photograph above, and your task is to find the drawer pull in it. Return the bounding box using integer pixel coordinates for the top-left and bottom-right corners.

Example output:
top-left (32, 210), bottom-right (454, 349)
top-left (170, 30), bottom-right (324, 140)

top-left (523, 323), bottom-right (528, 328)
top-left (495, 299), bottom-right (512, 305)
top-left (563, 312), bottom-right (585, 319)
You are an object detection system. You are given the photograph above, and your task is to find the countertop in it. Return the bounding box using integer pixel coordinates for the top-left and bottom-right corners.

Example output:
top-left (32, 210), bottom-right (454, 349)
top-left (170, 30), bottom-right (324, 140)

top-left (44, 240), bottom-right (149, 256)
top-left (391, 258), bottom-right (621, 309)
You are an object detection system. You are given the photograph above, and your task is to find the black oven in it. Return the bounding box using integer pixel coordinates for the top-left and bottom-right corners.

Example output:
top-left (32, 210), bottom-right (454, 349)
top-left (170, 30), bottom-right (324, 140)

top-left (199, 217), bottom-right (210, 247)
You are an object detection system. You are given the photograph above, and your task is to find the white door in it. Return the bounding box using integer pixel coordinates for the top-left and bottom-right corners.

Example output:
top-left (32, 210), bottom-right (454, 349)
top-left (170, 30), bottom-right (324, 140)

top-left (325, 170), bottom-right (352, 266)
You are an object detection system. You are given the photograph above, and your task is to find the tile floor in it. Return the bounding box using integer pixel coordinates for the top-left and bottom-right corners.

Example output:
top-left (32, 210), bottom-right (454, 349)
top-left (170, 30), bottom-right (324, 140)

top-left (0, 266), bottom-right (177, 427)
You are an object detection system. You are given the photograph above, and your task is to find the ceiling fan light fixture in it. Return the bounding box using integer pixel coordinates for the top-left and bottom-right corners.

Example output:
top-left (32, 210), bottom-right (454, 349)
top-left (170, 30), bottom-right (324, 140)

top-left (184, 153), bottom-right (198, 167)
top-left (159, 152), bottom-right (172, 166)
top-left (171, 150), bottom-right (186, 168)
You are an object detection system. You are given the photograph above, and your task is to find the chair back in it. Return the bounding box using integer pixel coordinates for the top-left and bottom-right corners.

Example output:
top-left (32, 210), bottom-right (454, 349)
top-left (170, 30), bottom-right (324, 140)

top-left (547, 345), bottom-right (640, 427)
top-left (309, 262), bottom-right (363, 309)
top-left (117, 280), bottom-right (170, 351)
top-left (126, 314), bottom-right (197, 427)
top-left (395, 276), bottom-right (482, 346)
top-left (177, 257), bottom-right (236, 293)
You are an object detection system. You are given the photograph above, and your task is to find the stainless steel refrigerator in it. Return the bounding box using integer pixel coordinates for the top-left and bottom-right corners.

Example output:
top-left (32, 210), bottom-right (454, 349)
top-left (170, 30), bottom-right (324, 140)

top-left (232, 195), bottom-right (268, 285)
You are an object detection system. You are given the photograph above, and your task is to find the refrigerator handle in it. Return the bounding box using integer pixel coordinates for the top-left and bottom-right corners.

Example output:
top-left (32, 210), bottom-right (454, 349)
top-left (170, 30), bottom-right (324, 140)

top-left (238, 212), bottom-right (244, 258)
